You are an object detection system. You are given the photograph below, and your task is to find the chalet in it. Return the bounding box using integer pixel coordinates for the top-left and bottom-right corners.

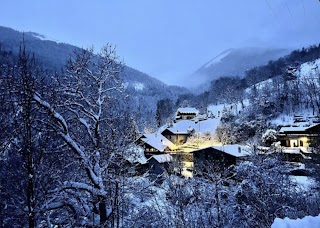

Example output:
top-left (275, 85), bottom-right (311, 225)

top-left (148, 154), bottom-right (173, 176)
top-left (161, 120), bottom-right (195, 145)
top-left (279, 123), bottom-right (320, 148)
top-left (138, 133), bottom-right (177, 153)
top-left (192, 145), bottom-right (251, 175)
top-left (161, 127), bottom-right (193, 145)
top-left (175, 107), bottom-right (199, 121)
top-left (161, 118), bottom-right (220, 146)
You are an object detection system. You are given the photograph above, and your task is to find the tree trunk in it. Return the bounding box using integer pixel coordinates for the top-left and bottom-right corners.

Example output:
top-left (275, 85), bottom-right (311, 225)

top-left (215, 182), bottom-right (221, 228)
top-left (21, 44), bottom-right (36, 228)
top-left (99, 197), bottom-right (107, 226)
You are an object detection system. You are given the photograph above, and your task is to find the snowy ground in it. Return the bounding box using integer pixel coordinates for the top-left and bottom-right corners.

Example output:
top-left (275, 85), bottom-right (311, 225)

top-left (207, 100), bottom-right (249, 118)
top-left (299, 58), bottom-right (320, 78)
top-left (289, 175), bottom-right (316, 191)
top-left (272, 214), bottom-right (320, 228)
top-left (269, 110), bottom-right (319, 127)
top-left (181, 161), bottom-right (193, 178)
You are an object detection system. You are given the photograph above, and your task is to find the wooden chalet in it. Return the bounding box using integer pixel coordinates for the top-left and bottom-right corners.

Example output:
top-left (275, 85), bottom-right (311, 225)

top-left (279, 123), bottom-right (320, 148)
top-left (192, 145), bottom-right (251, 175)
top-left (175, 107), bottom-right (199, 121)
top-left (161, 128), bottom-right (192, 145)
top-left (137, 133), bottom-right (177, 154)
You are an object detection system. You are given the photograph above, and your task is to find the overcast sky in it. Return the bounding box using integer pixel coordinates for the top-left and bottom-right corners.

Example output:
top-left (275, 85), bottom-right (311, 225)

top-left (1, 0), bottom-right (319, 85)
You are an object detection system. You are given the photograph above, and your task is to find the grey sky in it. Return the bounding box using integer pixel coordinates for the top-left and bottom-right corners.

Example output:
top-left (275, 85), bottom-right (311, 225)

top-left (1, 0), bottom-right (319, 85)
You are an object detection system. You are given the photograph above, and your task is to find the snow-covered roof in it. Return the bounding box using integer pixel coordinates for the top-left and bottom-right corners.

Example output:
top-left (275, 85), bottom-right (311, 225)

top-left (279, 123), bottom-right (320, 133)
top-left (140, 133), bottom-right (177, 152)
top-left (282, 148), bottom-right (301, 154)
top-left (272, 214), bottom-right (320, 228)
top-left (164, 120), bottom-right (195, 134)
top-left (164, 118), bottom-right (220, 135)
top-left (176, 107), bottom-right (199, 115)
top-left (192, 144), bottom-right (251, 157)
top-left (212, 145), bottom-right (251, 157)
top-left (279, 126), bottom-right (308, 133)
top-left (149, 154), bottom-right (173, 163)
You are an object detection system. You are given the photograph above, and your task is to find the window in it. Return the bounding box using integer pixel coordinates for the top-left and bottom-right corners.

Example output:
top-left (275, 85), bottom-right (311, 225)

top-left (300, 140), bottom-right (303, 147)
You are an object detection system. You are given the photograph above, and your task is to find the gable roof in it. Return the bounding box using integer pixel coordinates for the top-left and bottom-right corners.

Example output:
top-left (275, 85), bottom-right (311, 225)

top-left (212, 145), bottom-right (251, 157)
top-left (149, 154), bottom-right (173, 163)
top-left (163, 120), bottom-right (195, 135)
top-left (177, 107), bottom-right (199, 115)
top-left (279, 123), bottom-right (320, 134)
top-left (163, 118), bottom-right (220, 135)
top-left (192, 144), bottom-right (251, 158)
top-left (140, 133), bottom-right (177, 152)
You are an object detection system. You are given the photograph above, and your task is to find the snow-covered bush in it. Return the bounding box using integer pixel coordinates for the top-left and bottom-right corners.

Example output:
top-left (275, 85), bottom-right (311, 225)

top-left (234, 154), bottom-right (304, 227)
top-left (261, 129), bottom-right (277, 145)
top-left (124, 144), bottom-right (147, 164)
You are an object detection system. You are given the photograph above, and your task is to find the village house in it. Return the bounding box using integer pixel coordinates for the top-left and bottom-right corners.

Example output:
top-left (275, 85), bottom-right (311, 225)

top-left (175, 107), bottom-right (199, 121)
top-left (161, 117), bottom-right (220, 146)
top-left (138, 133), bottom-right (177, 154)
top-left (161, 121), bottom-right (195, 145)
top-left (279, 123), bottom-right (320, 148)
top-left (192, 145), bottom-right (251, 176)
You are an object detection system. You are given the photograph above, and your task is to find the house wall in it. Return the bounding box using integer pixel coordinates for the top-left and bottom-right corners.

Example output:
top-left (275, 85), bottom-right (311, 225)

top-left (180, 114), bottom-right (196, 120)
top-left (163, 133), bottom-right (188, 145)
top-left (193, 148), bottom-right (237, 176)
top-left (279, 124), bottom-right (320, 148)
top-left (176, 112), bottom-right (197, 120)
top-left (162, 133), bottom-right (174, 144)
top-left (175, 134), bottom-right (188, 145)
top-left (140, 141), bottom-right (159, 152)
top-left (280, 136), bottom-right (312, 148)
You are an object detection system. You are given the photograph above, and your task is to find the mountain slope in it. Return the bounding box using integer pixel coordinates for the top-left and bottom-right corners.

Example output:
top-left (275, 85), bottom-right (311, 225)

top-left (0, 26), bottom-right (77, 69)
top-left (191, 47), bottom-right (290, 87)
top-left (0, 25), bottom-right (189, 129)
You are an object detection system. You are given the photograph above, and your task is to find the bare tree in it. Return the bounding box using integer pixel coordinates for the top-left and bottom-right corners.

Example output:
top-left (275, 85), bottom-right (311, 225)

top-left (33, 45), bottom-right (136, 226)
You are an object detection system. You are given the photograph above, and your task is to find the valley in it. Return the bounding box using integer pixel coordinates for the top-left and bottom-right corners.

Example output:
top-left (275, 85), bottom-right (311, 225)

top-left (1, 24), bottom-right (320, 227)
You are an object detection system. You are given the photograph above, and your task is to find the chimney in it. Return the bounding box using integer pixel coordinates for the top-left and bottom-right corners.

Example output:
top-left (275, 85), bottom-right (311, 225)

top-left (238, 146), bottom-right (241, 153)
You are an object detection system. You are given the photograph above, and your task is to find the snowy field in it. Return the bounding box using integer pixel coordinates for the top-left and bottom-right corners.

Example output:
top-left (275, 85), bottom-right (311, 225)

top-left (272, 214), bottom-right (320, 228)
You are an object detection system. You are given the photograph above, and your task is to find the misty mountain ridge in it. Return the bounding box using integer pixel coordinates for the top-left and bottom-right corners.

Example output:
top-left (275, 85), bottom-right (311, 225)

top-left (0, 25), bottom-right (189, 128)
top-left (0, 25), bottom-right (187, 93)
top-left (190, 47), bottom-right (291, 89)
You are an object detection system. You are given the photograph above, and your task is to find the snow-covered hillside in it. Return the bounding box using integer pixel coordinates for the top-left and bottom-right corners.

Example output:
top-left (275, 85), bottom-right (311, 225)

top-left (299, 58), bottom-right (320, 78)
top-left (246, 58), bottom-right (320, 93)
top-left (244, 58), bottom-right (320, 128)
top-left (190, 47), bottom-right (290, 87)
top-left (207, 100), bottom-right (249, 118)
top-left (204, 49), bottom-right (233, 68)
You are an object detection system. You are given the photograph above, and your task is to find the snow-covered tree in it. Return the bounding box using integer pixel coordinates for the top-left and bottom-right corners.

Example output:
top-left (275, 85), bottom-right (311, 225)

top-left (261, 129), bottom-right (278, 146)
top-left (234, 153), bottom-right (302, 227)
top-left (33, 45), bottom-right (137, 226)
